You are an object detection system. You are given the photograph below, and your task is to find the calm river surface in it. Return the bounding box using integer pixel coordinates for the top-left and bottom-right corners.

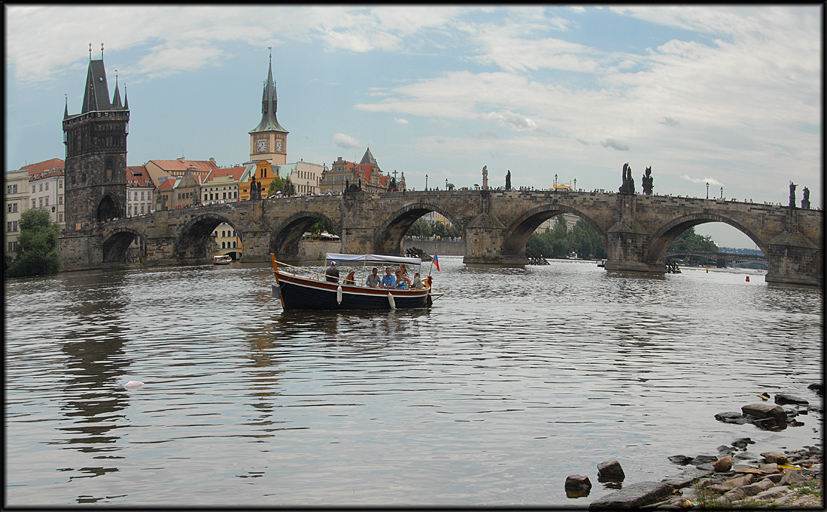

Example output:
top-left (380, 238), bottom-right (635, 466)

top-left (5, 256), bottom-right (823, 507)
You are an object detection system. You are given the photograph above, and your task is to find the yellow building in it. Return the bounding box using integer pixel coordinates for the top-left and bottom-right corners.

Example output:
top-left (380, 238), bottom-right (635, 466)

top-left (239, 160), bottom-right (278, 201)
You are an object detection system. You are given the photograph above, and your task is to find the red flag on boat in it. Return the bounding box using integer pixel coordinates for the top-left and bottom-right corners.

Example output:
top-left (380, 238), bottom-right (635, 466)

top-left (433, 253), bottom-right (440, 271)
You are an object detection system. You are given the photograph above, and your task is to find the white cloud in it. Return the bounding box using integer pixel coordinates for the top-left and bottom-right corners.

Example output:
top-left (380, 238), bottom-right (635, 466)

top-left (333, 133), bottom-right (361, 149)
top-left (600, 139), bottom-right (630, 151)
top-left (479, 111), bottom-right (538, 132)
top-left (394, 118), bottom-right (409, 125)
top-left (681, 175), bottom-right (722, 186)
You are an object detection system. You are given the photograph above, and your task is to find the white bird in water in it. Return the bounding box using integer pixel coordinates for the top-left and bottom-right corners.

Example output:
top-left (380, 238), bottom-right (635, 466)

top-left (123, 380), bottom-right (144, 390)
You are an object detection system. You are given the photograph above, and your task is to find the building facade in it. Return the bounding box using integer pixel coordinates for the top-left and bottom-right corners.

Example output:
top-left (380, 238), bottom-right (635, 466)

top-left (5, 169), bottom-right (30, 258)
top-left (126, 166), bottom-right (155, 217)
top-left (277, 160), bottom-right (327, 195)
top-left (28, 168), bottom-right (65, 228)
top-left (319, 148), bottom-right (389, 195)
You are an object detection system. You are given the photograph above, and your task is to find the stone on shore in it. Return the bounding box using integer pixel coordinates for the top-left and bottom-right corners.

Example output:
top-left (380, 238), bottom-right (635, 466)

top-left (760, 451), bottom-right (789, 464)
top-left (714, 411), bottom-right (747, 424)
top-left (589, 481), bottom-right (672, 509)
top-left (713, 455), bottom-right (732, 472)
top-left (775, 393), bottom-right (809, 405)
top-left (741, 403), bottom-right (787, 425)
top-left (597, 459), bottom-right (625, 482)
top-left (565, 474), bottom-right (592, 496)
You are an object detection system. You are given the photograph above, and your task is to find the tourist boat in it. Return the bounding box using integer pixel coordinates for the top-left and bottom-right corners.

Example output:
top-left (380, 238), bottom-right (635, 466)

top-left (213, 254), bottom-right (232, 265)
top-left (270, 253), bottom-right (437, 310)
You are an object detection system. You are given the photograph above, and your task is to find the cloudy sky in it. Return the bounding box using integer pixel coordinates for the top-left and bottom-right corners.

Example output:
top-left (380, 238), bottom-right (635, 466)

top-left (5, 5), bottom-right (821, 247)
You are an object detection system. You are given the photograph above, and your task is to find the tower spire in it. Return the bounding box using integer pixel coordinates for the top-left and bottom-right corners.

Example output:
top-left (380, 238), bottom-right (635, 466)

top-left (64, 94), bottom-right (69, 119)
top-left (112, 69), bottom-right (122, 108)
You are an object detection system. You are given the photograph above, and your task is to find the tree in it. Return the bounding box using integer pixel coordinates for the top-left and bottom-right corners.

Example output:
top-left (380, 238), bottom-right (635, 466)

top-left (267, 175), bottom-right (288, 196)
top-left (526, 217), bottom-right (607, 260)
top-left (406, 218), bottom-right (432, 239)
top-left (7, 208), bottom-right (62, 277)
top-left (668, 226), bottom-right (718, 252)
top-left (309, 220), bottom-right (336, 236)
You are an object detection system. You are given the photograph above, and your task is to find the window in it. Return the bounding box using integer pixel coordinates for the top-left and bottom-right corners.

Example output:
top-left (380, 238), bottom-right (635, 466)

top-left (59, 196), bottom-right (63, 205)
top-left (59, 180), bottom-right (63, 189)
top-left (8, 241), bottom-right (19, 252)
top-left (7, 203), bottom-right (17, 213)
top-left (45, 182), bottom-right (49, 191)
top-left (141, 191), bottom-right (145, 200)
top-left (7, 221), bottom-right (18, 232)
top-left (45, 197), bottom-right (49, 206)
top-left (141, 204), bottom-right (145, 214)
top-left (32, 199), bottom-right (36, 209)
top-left (58, 213), bottom-right (63, 223)
top-left (39, 198), bottom-right (43, 207)
top-left (39, 183), bottom-right (43, 192)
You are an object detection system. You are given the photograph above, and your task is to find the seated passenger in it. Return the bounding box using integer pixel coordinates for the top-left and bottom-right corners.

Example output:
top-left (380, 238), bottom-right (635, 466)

top-left (343, 270), bottom-right (356, 285)
top-left (411, 272), bottom-right (422, 289)
top-left (365, 267), bottom-right (381, 288)
top-left (396, 269), bottom-right (411, 289)
top-left (380, 267), bottom-right (396, 289)
top-left (324, 261), bottom-right (339, 282)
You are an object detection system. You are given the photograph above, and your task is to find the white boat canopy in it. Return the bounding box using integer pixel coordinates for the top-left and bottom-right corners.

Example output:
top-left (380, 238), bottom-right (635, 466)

top-left (325, 253), bottom-right (422, 266)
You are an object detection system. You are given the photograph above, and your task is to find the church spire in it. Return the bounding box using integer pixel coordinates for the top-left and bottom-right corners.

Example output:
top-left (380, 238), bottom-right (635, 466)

top-left (64, 94), bottom-right (69, 119)
top-left (250, 48), bottom-right (287, 134)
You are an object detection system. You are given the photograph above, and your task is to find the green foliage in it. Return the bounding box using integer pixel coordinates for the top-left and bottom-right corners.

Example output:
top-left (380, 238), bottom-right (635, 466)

top-left (668, 226), bottom-right (719, 252)
top-left (309, 220), bottom-right (336, 236)
top-left (266, 175), bottom-right (287, 196)
top-left (405, 218), bottom-right (461, 239)
top-left (526, 217), bottom-right (607, 259)
top-left (6, 208), bottom-right (62, 277)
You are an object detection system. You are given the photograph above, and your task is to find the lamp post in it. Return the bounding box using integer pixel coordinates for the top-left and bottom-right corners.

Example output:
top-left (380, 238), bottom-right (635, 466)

top-left (425, 174), bottom-right (428, 191)
top-left (554, 174), bottom-right (558, 188)
top-left (573, 178), bottom-right (576, 191)
top-left (720, 186), bottom-right (723, 199)
top-left (706, 182), bottom-right (709, 200)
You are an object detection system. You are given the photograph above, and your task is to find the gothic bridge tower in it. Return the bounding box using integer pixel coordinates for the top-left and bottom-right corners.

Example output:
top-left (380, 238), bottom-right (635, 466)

top-left (63, 44), bottom-right (129, 232)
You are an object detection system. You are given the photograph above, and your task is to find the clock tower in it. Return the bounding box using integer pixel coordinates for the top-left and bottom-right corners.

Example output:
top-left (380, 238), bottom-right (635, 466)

top-left (249, 51), bottom-right (288, 165)
top-left (63, 46), bottom-right (129, 232)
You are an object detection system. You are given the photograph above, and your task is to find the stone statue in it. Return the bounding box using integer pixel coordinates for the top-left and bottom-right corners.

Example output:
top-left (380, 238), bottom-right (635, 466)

top-left (506, 170), bottom-right (511, 191)
top-left (642, 166), bottom-right (653, 195)
top-left (445, 179), bottom-right (455, 191)
top-left (250, 175), bottom-right (259, 200)
top-left (802, 186), bottom-right (810, 210)
top-left (482, 165), bottom-right (489, 190)
top-left (619, 163), bottom-right (635, 194)
top-left (789, 182), bottom-right (796, 208)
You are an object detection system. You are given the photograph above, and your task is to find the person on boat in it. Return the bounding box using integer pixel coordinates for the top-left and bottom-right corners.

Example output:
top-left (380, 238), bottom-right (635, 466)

top-left (395, 269), bottom-right (411, 289)
top-left (325, 261), bottom-right (339, 282)
top-left (411, 272), bottom-right (422, 289)
top-left (365, 267), bottom-right (381, 288)
top-left (343, 270), bottom-right (356, 285)
top-left (398, 264), bottom-right (409, 277)
top-left (379, 267), bottom-right (396, 289)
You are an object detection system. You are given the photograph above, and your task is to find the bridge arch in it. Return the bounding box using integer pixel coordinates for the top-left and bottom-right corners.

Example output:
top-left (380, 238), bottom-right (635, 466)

top-left (270, 211), bottom-right (340, 259)
top-left (102, 227), bottom-right (145, 264)
top-left (374, 202), bottom-right (464, 255)
top-left (174, 213), bottom-right (241, 263)
top-left (645, 213), bottom-right (766, 265)
top-left (501, 204), bottom-right (607, 259)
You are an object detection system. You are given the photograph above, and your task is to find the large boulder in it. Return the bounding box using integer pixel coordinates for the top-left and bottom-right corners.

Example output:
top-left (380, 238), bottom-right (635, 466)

top-left (589, 481), bottom-right (672, 509)
top-left (742, 403), bottom-right (787, 426)
top-left (775, 393), bottom-right (809, 406)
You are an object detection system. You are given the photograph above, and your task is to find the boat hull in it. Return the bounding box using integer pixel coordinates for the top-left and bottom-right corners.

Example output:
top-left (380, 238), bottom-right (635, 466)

top-left (273, 272), bottom-right (430, 310)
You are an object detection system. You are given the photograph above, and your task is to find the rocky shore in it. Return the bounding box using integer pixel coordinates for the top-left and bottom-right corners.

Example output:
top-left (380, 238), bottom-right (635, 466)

top-left (573, 387), bottom-right (824, 509)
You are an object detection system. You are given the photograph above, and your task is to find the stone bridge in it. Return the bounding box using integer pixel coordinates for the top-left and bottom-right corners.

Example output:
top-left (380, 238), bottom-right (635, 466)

top-left (60, 189), bottom-right (823, 286)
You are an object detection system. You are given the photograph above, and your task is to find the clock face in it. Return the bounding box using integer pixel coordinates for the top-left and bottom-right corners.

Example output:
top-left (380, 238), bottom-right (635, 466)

top-left (257, 140), bottom-right (266, 152)
top-left (276, 140), bottom-right (283, 152)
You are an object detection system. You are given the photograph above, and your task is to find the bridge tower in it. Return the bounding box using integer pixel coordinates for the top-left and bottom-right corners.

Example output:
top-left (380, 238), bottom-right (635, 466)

top-left (249, 49), bottom-right (288, 165)
top-left (60, 45), bottom-right (130, 270)
top-left (63, 46), bottom-right (129, 231)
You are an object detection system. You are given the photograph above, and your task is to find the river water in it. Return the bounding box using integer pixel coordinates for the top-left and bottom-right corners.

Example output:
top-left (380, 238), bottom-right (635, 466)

top-left (5, 256), bottom-right (823, 506)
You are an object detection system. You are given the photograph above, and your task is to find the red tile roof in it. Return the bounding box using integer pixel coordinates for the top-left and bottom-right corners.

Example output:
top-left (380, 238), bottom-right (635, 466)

top-left (127, 166), bottom-right (154, 188)
top-left (204, 165), bottom-right (247, 183)
top-left (21, 158), bottom-right (64, 176)
top-left (29, 168), bottom-right (64, 181)
top-left (148, 159), bottom-right (219, 174)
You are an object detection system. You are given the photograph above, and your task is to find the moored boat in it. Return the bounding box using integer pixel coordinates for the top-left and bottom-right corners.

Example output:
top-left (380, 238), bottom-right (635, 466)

top-left (213, 254), bottom-right (232, 265)
top-left (270, 253), bottom-right (437, 310)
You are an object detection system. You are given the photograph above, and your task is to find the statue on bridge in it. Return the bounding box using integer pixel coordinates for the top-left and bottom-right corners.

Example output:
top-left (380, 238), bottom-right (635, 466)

top-left (619, 162), bottom-right (635, 194)
top-left (250, 175), bottom-right (261, 200)
top-left (802, 186), bottom-right (810, 210)
top-left (505, 170), bottom-right (511, 191)
top-left (789, 181), bottom-right (796, 208)
top-left (445, 179), bottom-right (455, 191)
top-left (642, 166), bottom-right (653, 195)
top-left (482, 165), bottom-right (489, 190)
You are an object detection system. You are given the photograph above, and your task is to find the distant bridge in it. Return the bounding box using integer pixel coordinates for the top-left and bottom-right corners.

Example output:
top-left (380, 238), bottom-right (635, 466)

top-left (60, 189), bottom-right (823, 287)
top-left (666, 250), bottom-right (767, 263)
